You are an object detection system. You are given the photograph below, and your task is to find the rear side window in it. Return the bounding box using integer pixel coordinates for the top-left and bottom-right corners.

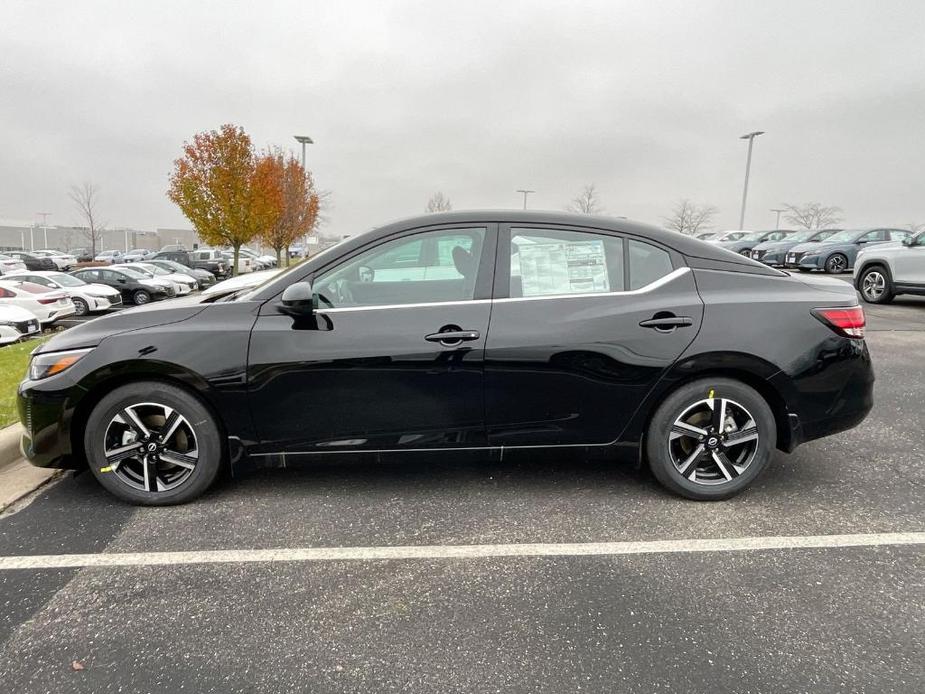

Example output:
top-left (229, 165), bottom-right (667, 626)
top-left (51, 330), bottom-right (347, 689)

top-left (510, 228), bottom-right (624, 297)
top-left (628, 240), bottom-right (673, 290)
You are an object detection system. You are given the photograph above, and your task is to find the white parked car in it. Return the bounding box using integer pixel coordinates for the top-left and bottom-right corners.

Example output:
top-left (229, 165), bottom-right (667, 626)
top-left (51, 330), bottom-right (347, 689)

top-left (854, 230), bottom-right (925, 304)
top-left (0, 254), bottom-right (28, 275)
top-left (6, 270), bottom-right (122, 316)
top-left (0, 304), bottom-right (41, 345)
top-left (117, 262), bottom-right (197, 295)
top-left (0, 279), bottom-right (76, 324)
top-left (95, 249), bottom-right (124, 264)
top-left (123, 248), bottom-right (156, 262)
top-left (33, 249), bottom-right (78, 271)
top-left (240, 247), bottom-right (277, 268)
top-left (218, 250), bottom-right (253, 274)
top-left (200, 268), bottom-right (281, 297)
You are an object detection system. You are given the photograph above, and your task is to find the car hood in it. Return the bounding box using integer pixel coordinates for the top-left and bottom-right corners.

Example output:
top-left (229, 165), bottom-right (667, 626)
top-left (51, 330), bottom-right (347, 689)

top-left (788, 241), bottom-right (831, 254)
top-left (0, 304), bottom-right (38, 321)
top-left (33, 295), bottom-right (210, 354)
top-left (753, 239), bottom-right (799, 251)
top-left (83, 283), bottom-right (121, 296)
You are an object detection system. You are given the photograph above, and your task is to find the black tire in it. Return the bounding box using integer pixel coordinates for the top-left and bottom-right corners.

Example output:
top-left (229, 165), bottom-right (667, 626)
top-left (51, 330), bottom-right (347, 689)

top-left (132, 289), bottom-right (151, 305)
top-left (646, 378), bottom-right (776, 501)
top-left (72, 297), bottom-right (89, 316)
top-left (797, 268), bottom-right (812, 272)
top-left (858, 264), bottom-right (894, 304)
top-left (84, 381), bottom-right (223, 505)
top-left (824, 253), bottom-right (848, 274)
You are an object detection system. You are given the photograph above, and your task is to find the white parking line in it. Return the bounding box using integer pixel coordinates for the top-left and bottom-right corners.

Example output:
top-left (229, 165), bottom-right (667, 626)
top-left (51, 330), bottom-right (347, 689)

top-left (1, 532), bottom-right (923, 570)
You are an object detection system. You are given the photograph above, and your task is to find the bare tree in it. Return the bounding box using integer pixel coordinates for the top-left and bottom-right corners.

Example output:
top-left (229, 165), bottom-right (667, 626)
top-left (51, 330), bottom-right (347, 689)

top-left (426, 191), bottom-right (452, 213)
top-left (69, 182), bottom-right (105, 257)
top-left (567, 183), bottom-right (603, 214)
top-left (661, 199), bottom-right (718, 235)
top-left (782, 202), bottom-right (844, 229)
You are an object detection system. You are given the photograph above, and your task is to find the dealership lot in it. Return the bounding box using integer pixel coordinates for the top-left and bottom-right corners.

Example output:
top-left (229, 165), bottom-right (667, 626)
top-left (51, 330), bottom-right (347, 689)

top-left (0, 296), bottom-right (923, 692)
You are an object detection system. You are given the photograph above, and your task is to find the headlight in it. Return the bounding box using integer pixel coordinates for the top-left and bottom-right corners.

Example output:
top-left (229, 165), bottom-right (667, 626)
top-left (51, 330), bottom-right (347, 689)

top-left (28, 348), bottom-right (93, 381)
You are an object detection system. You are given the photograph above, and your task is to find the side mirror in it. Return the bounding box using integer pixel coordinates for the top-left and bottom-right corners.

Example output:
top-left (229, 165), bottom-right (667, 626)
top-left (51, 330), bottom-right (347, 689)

top-left (280, 281), bottom-right (314, 315)
top-left (902, 236), bottom-right (914, 246)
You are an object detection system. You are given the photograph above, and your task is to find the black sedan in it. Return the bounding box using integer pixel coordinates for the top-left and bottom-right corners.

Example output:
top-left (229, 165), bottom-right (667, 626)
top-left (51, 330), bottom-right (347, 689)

top-left (71, 266), bottom-right (172, 305)
top-left (18, 211), bottom-right (873, 505)
top-left (7, 251), bottom-right (56, 271)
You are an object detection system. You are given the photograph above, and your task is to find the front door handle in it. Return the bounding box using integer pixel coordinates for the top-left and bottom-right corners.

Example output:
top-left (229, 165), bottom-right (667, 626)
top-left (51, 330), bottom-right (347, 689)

top-left (424, 329), bottom-right (480, 345)
top-left (639, 316), bottom-right (693, 330)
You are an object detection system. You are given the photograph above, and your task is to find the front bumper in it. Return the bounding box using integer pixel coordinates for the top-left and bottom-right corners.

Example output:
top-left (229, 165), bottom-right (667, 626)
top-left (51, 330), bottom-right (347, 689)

top-left (751, 249), bottom-right (786, 266)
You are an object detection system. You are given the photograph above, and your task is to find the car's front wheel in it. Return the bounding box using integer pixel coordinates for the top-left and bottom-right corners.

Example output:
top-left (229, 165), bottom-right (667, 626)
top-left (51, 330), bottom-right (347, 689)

top-left (824, 253), bottom-right (848, 274)
top-left (132, 289), bottom-right (151, 305)
top-left (84, 381), bottom-right (223, 505)
top-left (858, 265), bottom-right (894, 304)
top-left (72, 297), bottom-right (89, 316)
top-left (646, 378), bottom-right (776, 500)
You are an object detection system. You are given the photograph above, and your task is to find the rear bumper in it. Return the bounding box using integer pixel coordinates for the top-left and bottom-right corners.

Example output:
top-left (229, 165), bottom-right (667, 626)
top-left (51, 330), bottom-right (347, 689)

top-left (772, 337), bottom-right (874, 449)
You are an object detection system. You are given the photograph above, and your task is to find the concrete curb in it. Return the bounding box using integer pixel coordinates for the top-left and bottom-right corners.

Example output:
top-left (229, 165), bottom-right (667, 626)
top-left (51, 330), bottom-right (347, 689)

top-left (0, 424), bottom-right (24, 472)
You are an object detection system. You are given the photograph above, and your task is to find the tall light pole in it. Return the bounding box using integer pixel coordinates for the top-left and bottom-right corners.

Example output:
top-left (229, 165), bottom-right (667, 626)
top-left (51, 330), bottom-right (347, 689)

top-left (738, 131), bottom-right (764, 229)
top-left (516, 189), bottom-right (535, 209)
top-left (771, 207), bottom-right (786, 228)
top-left (294, 135), bottom-right (313, 170)
top-left (37, 212), bottom-right (51, 248)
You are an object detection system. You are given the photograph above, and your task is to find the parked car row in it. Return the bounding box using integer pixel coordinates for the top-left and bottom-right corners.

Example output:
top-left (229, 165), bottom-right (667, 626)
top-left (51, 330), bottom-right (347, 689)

top-left (707, 227), bottom-right (912, 275)
top-left (0, 278), bottom-right (76, 343)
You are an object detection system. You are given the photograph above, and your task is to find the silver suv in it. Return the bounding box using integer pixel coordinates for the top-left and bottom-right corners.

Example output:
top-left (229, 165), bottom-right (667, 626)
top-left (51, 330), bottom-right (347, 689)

top-left (853, 231), bottom-right (925, 303)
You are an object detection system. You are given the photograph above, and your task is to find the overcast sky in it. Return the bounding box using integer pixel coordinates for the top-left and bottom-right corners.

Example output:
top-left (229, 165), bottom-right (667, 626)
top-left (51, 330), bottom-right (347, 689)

top-left (2, 0), bottom-right (924, 239)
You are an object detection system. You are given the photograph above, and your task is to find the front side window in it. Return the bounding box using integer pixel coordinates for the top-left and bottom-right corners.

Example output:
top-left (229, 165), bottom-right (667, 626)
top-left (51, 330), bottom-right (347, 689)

top-left (314, 227), bottom-right (486, 309)
top-left (859, 230), bottom-right (886, 243)
top-left (510, 228), bottom-right (624, 298)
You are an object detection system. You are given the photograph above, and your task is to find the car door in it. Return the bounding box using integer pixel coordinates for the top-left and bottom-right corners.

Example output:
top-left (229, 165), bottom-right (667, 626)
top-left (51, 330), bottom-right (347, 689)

top-left (892, 231), bottom-right (925, 284)
top-left (247, 224), bottom-right (496, 454)
top-left (484, 225), bottom-right (704, 447)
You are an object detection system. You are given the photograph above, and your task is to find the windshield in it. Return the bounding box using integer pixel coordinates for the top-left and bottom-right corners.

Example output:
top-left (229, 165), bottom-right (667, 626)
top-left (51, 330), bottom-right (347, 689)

top-left (718, 232), bottom-right (746, 241)
top-left (159, 260), bottom-right (189, 272)
top-left (141, 264), bottom-right (169, 275)
top-left (822, 229), bottom-right (862, 243)
top-left (49, 273), bottom-right (86, 287)
top-left (809, 229), bottom-right (837, 242)
top-left (785, 230), bottom-right (817, 242)
top-left (116, 267), bottom-right (146, 279)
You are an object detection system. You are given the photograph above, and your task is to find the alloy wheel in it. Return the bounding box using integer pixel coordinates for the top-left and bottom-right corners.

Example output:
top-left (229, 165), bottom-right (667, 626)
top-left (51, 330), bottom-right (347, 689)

top-left (827, 255), bottom-right (847, 273)
top-left (862, 270), bottom-right (886, 301)
top-left (667, 397), bottom-right (759, 485)
top-left (102, 402), bottom-right (199, 492)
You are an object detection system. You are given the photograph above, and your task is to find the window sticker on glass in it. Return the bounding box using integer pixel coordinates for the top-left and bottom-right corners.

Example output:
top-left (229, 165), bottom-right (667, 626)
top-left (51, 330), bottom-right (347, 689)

top-left (518, 239), bottom-right (610, 296)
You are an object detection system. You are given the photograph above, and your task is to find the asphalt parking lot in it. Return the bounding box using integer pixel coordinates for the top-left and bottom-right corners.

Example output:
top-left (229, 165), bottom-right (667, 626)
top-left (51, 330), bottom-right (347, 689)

top-left (0, 290), bottom-right (923, 692)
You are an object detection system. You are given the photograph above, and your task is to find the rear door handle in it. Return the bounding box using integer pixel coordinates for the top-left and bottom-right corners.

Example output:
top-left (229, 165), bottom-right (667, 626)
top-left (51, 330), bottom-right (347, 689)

top-left (639, 316), bottom-right (693, 329)
top-left (424, 330), bottom-right (481, 344)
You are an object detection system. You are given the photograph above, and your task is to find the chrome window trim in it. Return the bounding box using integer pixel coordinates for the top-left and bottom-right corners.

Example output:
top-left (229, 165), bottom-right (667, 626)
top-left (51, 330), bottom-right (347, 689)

top-left (317, 299), bottom-right (493, 314)
top-left (315, 267), bottom-right (690, 314)
top-left (496, 266), bottom-right (689, 303)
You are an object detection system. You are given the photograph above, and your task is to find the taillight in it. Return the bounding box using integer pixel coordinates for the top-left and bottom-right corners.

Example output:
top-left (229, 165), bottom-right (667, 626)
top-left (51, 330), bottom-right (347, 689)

top-left (812, 306), bottom-right (866, 338)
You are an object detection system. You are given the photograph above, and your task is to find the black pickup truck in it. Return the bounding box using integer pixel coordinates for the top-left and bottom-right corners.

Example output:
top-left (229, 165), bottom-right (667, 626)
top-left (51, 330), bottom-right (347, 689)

top-left (153, 249), bottom-right (229, 278)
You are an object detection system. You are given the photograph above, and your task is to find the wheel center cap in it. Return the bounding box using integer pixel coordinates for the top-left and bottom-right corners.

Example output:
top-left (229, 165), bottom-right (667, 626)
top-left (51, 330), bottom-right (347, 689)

top-left (146, 442), bottom-right (158, 453)
top-left (706, 436), bottom-right (720, 449)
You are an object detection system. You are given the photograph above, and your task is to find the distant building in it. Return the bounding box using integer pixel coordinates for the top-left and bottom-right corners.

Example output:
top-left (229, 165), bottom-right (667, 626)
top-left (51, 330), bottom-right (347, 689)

top-left (0, 224), bottom-right (201, 253)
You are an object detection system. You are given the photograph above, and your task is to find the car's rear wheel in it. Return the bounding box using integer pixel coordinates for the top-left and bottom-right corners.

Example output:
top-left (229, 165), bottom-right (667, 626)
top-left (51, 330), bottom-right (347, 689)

top-left (84, 381), bottom-right (223, 505)
top-left (858, 265), bottom-right (894, 304)
top-left (72, 297), bottom-right (89, 316)
top-left (132, 289), bottom-right (151, 305)
top-left (824, 253), bottom-right (848, 274)
top-left (646, 378), bottom-right (776, 500)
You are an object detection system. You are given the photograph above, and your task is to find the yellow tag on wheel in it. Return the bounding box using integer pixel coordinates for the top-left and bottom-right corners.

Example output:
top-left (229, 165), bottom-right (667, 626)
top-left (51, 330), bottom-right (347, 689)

top-left (99, 466), bottom-right (112, 473)
top-left (708, 389), bottom-right (715, 399)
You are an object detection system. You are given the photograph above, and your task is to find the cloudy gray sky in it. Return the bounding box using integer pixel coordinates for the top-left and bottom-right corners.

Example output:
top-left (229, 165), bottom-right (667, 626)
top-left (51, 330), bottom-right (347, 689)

top-left (2, 0), bottom-right (924, 239)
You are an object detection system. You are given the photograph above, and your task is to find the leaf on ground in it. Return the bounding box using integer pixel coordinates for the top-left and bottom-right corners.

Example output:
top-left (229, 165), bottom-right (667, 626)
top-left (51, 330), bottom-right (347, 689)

top-left (71, 660), bottom-right (85, 671)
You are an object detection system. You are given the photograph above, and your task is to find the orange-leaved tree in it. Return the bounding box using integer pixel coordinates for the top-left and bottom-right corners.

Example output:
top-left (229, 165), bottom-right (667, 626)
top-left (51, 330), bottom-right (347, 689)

top-left (167, 124), bottom-right (281, 276)
top-left (257, 149), bottom-right (320, 266)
